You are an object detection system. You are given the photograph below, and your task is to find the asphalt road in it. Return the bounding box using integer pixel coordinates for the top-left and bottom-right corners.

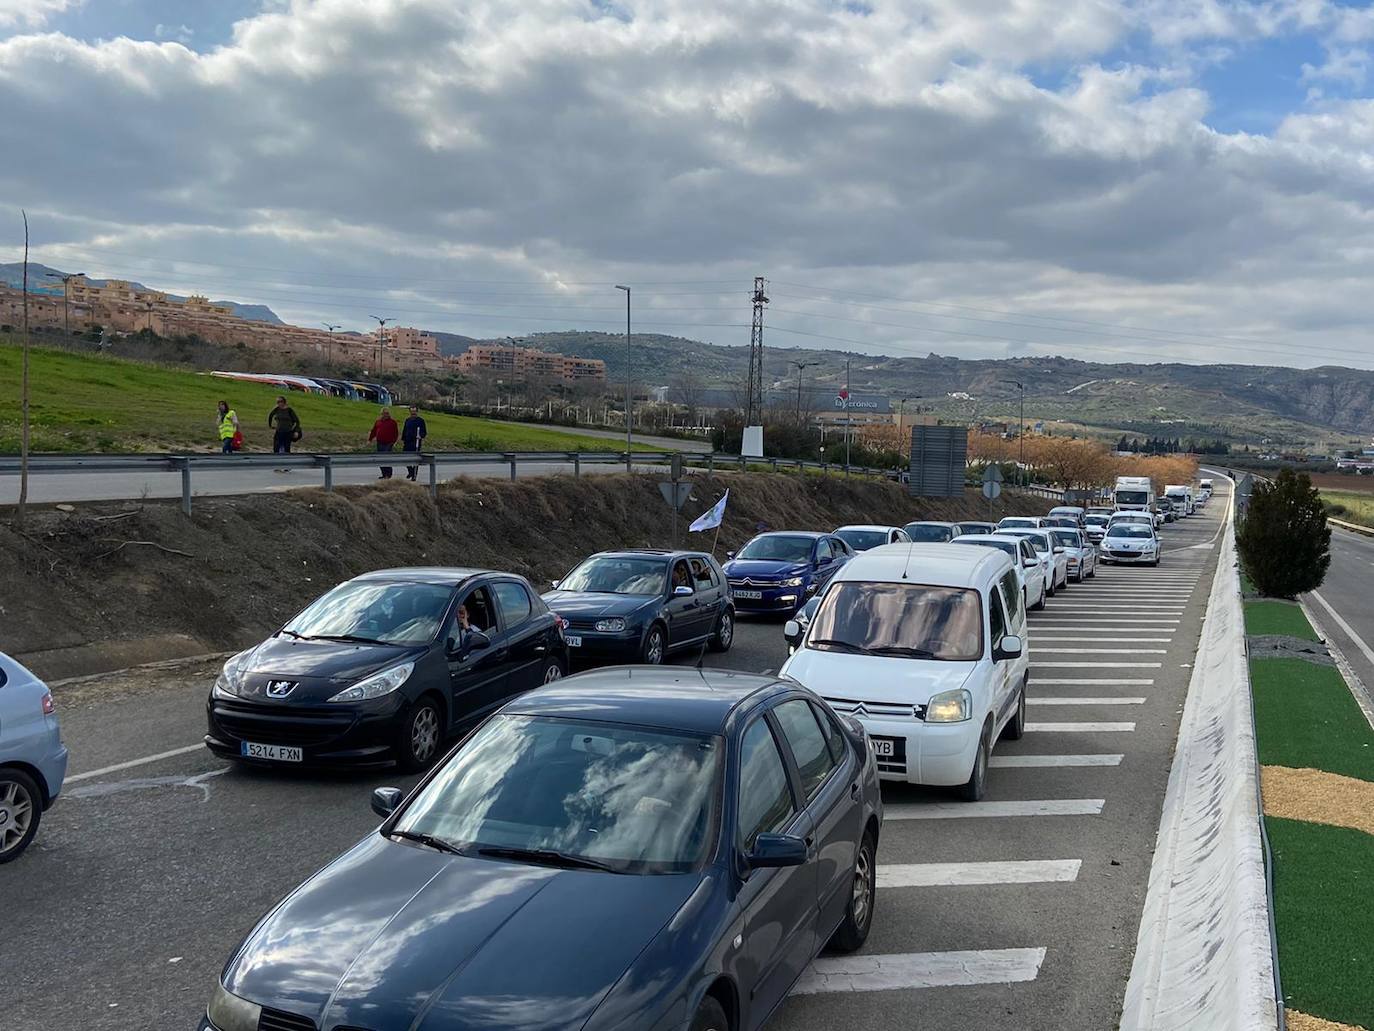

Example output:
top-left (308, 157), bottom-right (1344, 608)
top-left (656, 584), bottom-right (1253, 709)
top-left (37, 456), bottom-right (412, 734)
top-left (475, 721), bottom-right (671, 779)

top-left (1, 494), bottom-right (1228, 1031)
top-left (1308, 525), bottom-right (1374, 699)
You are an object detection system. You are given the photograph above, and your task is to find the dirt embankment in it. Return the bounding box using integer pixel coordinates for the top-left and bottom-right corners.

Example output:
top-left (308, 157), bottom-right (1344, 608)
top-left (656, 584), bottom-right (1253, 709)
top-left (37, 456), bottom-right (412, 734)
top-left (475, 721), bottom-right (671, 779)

top-left (0, 472), bottom-right (1047, 680)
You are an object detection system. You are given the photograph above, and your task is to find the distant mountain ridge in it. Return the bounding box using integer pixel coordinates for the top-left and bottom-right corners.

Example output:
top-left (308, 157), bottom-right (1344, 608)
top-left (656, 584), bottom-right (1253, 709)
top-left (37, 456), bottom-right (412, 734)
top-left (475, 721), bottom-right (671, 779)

top-left (0, 263), bottom-right (283, 324)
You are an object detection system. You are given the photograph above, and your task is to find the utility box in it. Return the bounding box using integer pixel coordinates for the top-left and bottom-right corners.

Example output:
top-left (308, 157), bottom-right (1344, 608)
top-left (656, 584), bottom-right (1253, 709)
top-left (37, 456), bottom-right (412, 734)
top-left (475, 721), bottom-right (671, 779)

top-left (742, 425), bottom-right (764, 458)
top-left (909, 426), bottom-right (968, 497)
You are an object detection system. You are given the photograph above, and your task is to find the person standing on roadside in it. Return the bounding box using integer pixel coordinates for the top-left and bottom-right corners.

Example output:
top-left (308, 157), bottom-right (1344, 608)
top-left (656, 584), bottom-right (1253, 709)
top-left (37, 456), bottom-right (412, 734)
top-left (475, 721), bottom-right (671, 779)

top-left (402, 404), bottom-right (428, 481)
top-left (369, 406), bottom-right (400, 479)
top-left (268, 395), bottom-right (301, 471)
top-left (216, 401), bottom-right (240, 454)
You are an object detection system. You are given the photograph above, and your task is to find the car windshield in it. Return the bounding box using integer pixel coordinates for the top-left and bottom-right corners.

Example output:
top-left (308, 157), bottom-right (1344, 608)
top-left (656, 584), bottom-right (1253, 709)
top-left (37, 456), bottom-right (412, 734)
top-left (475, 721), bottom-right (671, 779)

top-left (1109, 525), bottom-right (1155, 539)
top-left (393, 715), bottom-right (720, 874)
top-left (559, 556), bottom-right (665, 595)
top-left (1051, 530), bottom-right (1081, 547)
top-left (904, 524), bottom-right (952, 542)
top-left (1085, 515), bottom-right (1109, 527)
top-left (1116, 490), bottom-right (1151, 506)
top-left (736, 535), bottom-right (814, 562)
top-left (1010, 533), bottom-right (1048, 553)
top-left (955, 538), bottom-right (1017, 559)
top-left (836, 529), bottom-right (889, 551)
top-left (998, 518), bottom-right (1037, 529)
top-left (808, 582), bottom-right (983, 660)
top-left (282, 581), bottom-right (453, 645)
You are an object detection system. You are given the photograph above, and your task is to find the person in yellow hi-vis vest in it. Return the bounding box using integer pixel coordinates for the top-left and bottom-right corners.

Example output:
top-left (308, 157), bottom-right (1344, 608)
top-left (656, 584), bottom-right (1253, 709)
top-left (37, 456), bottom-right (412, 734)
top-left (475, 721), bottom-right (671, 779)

top-left (216, 400), bottom-right (241, 453)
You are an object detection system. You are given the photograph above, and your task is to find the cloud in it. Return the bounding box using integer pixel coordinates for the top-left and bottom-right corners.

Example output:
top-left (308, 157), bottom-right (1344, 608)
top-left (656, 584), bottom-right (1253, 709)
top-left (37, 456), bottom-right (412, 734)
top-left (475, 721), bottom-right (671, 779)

top-left (0, 0), bottom-right (1373, 369)
top-left (0, 0), bottom-right (81, 29)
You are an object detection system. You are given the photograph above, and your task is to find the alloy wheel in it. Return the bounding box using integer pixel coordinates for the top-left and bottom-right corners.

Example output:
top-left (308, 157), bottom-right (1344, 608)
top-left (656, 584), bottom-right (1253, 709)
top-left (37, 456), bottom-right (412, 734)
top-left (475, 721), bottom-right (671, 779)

top-left (543, 663), bottom-right (563, 684)
top-left (410, 704), bottom-right (440, 764)
top-left (0, 779), bottom-right (35, 857)
top-left (645, 629), bottom-right (665, 665)
top-left (851, 840), bottom-right (874, 929)
top-left (718, 613), bottom-right (733, 648)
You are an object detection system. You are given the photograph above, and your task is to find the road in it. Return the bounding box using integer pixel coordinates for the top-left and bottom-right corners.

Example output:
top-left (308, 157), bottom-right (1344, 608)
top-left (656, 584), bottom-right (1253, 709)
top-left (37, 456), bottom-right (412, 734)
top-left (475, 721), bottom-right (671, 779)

top-left (1308, 525), bottom-right (1374, 703)
top-left (0, 492), bottom-right (1228, 1031)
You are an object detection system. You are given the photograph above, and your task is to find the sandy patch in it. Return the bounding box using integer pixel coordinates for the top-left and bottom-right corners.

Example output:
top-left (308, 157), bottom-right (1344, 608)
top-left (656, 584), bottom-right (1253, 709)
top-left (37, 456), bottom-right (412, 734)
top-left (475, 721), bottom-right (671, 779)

top-left (1262, 766), bottom-right (1374, 837)
top-left (1287, 1008), bottom-right (1368, 1031)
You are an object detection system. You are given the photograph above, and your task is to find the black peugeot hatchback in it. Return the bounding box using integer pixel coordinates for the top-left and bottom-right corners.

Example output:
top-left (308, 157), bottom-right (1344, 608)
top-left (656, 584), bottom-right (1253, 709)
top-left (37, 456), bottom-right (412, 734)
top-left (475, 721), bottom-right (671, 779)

top-left (205, 568), bottom-right (569, 772)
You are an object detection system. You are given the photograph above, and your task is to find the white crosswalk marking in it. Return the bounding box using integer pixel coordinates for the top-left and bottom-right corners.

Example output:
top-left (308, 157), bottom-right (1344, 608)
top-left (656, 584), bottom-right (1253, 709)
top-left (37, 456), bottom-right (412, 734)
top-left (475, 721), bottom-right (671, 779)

top-left (990, 753), bottom-right (1123, 767)
top-left (1028, 721), bottom-right (1136, 732)
top-left (885, 799), bottom-right (1105, 819)
top-left (1033, 661), bottom-right (1161, 668)
top-left (1031, 648), bottom-right (1167, 654)
top-left (1035, 678), bottom-right (1153, 685)
top-left (878, 860), bottom-right (1081, 887)
top-left (792, 948), bottom-right (1047, 995)
top-left (1029, 697), bottom-right (1145, 705)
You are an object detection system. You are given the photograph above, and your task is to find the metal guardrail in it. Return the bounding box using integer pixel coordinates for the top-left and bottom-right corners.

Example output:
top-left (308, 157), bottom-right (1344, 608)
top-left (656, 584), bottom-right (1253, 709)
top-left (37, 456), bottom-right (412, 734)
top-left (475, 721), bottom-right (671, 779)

top-left (0, 449), bottom-right (909, 515)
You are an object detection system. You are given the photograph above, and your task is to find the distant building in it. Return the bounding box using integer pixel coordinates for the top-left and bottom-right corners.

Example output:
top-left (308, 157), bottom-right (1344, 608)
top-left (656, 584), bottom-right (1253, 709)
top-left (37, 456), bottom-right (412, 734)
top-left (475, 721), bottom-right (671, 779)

top-left (455, 343), bottom-right (606, 385)
top-left (385, 326), bottom-right (440, 356)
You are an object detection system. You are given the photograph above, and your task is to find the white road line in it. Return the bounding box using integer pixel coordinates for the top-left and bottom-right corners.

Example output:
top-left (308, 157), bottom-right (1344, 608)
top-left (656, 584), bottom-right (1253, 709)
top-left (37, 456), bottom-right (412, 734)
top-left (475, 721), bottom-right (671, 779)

top-left (1030, 697), bottom-right (1146, 705)
top-left (1031, 648), bottom-right (1167, 654)
top-left (885, 799), bottom-right (1104, 819)
top-left (1028, 721), bottom-right (1136, 732)
top-left (792, 948), bottom-right (1047, 995)
top-left (1034, 678), bottom-right (1154, 685)
top-left (990, 753), bottom-right (1123, 768)
top-left (878, 860), bottom-right (1081, 888)
top-left (1032, 661), bottom-right (1162, 668)
top-left (65, 743), bottom-right (206, 783)
top-left (1032, 637), bottom-right (1173, 642)
top-left (1030, 620), bottom-right (1182, 626)
top-left (1048, 606), bottom-right (1186, 612)
top-left (1310, 589), bottom-right (1374, 672)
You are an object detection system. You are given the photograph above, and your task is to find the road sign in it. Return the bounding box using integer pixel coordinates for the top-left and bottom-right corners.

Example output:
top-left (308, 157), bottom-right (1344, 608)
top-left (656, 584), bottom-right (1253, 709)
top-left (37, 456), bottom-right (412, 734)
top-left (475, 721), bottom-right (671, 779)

top-left (983, 479), bottom-right (1002, 500)
top-left (659, 482), bottom-right (693, 510)
top-left (983, 465), bottom-right (1004, 484)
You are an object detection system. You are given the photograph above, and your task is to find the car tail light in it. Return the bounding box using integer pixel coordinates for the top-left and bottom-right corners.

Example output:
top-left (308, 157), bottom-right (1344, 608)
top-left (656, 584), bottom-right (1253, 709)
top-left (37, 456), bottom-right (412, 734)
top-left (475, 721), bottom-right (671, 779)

top-left (554, 615), bottom-right (568, 635)
top-left (42, 691), bottom-right (55, 715)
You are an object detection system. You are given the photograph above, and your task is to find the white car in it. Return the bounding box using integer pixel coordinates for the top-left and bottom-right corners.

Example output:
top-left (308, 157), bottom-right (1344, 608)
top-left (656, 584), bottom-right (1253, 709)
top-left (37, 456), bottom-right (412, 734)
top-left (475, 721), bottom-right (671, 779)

top-left (1002, 528), bottom-right (1070, 592)
top-left (1083, 513), bottom-right (1110, 544)
top-left (1047, 505), bottom-right (1086, 527)
top-left (1047, 527), bottom-right (1096, 582)
top-left (779, 544), bottom-right (1030, 801)
top-left (996, 516), bottom-right (1045, 531)
top-left (952, 533), bottom-right (1048, 611)
top-left (834, 524), bottom-right (911, 552)
top-left (902, 521), bottom-right (960, 543)
top-left (1109, 511), bottom-right (1155, 531)
top-left (1100, 522), bottom-right (1162, 566)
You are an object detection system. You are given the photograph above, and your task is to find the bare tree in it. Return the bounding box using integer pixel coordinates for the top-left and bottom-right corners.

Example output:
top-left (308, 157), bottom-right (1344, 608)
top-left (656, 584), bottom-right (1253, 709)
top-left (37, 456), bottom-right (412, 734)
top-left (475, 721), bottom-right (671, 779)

top-left (672, 368), bottom-right (706, 425)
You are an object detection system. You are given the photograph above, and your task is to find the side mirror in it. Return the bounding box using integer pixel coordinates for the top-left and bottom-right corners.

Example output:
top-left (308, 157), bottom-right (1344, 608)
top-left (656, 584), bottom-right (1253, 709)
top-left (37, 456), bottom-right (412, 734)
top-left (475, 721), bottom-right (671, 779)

top-left (371, 786), bottom-right (403, 818)
top-left (747, 833), bottom-right (808, 869)
top-left (673, 584), bottom-right (694, 597)
top-left (1022, 558), bottom-right (1037, 567)
top-left (783, 619), bottom-right (803, 644)
top-left (1053, 546), bottom-right (1065, 554)
top-left (451, 629), bottom-right (491, 657)
top-left (549, 579), bottom-right (560, 590)
top-left (725, 551), bottom-right (736, 561)
top-left (994, 635), bottom-right (1024, 662)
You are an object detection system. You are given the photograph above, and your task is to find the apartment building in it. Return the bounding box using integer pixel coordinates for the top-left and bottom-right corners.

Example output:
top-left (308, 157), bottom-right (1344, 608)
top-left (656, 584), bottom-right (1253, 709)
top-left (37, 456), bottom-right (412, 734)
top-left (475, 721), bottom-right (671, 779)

top-left (455, 343), bottom-right (606, 385)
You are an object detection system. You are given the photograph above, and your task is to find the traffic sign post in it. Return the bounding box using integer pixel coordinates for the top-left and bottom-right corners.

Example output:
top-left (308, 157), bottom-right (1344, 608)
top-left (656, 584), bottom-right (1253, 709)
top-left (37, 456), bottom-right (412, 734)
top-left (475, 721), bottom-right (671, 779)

top-left (982, 465), bottom-right (1003, 519)
top-left (660, 480), bottom-right (693, 547)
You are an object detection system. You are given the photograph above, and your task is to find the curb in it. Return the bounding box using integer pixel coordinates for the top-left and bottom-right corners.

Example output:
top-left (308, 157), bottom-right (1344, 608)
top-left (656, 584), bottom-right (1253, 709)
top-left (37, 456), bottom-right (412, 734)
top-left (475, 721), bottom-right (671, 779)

top-left (1327, 516), bottom-right (1374, 537)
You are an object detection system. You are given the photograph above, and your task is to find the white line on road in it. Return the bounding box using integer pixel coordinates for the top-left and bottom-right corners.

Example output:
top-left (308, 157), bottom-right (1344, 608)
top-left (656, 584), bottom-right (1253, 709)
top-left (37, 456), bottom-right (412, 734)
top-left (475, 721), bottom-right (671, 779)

top-left (1032, 637), bottom-right (1173, 642)
top-left (1032, 648), bottom-right (1167, 654)
top-left (1030, 620), bottom-right (1182, 626)
top-left (792, 948), bottom-right (1047, 995)
top-left (878, 860), bottom-right (1081, 888)
top-left (990, 753), bottom-right (1123, 767)
top-left (1035, 678), bottom-right (1154, 685)
top-left (1031, 697), bottom-right (1145, 705)
top-left (1033, 661), bottom-right (1162, 668)
top-left (1028, 721), bottom-right (1136, 732)
top-left (1310, 589), bottom-right (1374, 673)
top-left (66, 743), bottom-right (206, 783)
top-left (885, 799), bottom-right (1105, 820)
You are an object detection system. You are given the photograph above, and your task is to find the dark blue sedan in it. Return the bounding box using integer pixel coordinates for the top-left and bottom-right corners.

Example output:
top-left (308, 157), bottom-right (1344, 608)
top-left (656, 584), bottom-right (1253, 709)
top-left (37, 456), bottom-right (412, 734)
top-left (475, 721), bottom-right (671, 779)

top-left (202, 668), bottom-right (883, 1031)
top-left (721, 532), bottom-right (852, 615)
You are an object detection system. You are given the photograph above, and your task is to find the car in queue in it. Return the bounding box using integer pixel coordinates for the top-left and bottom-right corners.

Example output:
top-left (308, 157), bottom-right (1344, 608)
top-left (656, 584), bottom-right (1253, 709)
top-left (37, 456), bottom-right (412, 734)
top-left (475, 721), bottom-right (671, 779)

top-left (1000, 528), bottom-right (1070, 593)
top-left (1100, 522), bottom-right (1162, 566)
top-left (544, 550), bottom-right (734, 666)
top-left (1047, 505), bottom-right (1086, 527)
top-left (996, 515), bottom-right (1045, 531)
top-left (1156, 496), bottom-right (1178, 523)
top-left (1083, 512), bottom-right (1110, 544)
top-left (779, 544), bottom-right (1029, 801)
top-left (200, 668), bottom-right (883, 1031)
top-left (1108, 510), bottom-right (1156, 532)
top-left (205, 568), bottom-right (569, 772)
top-left (1043, 516), bottom-right (1080, 529)
top-left (783, 594), bottom-right (823, 654)
top-left (833, 524), bottom-right (911, 552)
top-left (901, 520), bottom-right (960, 543)
top-left (0, 652), bottom-right (68, 864)
top-left (722, 531), bottom-right (852, 615)
top-left (951, 533), bottom-right (1047, 611)
top-left (952, 521), bottom-right (997, 536)
top-left (1048, 527), bottom-right (1096, 582)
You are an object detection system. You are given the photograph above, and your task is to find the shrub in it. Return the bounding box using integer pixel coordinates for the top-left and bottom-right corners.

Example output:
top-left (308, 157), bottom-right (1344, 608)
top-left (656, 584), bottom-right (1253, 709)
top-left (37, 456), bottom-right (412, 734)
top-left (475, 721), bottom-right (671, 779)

top-left (1238, 468), bottom-right (1331, 598)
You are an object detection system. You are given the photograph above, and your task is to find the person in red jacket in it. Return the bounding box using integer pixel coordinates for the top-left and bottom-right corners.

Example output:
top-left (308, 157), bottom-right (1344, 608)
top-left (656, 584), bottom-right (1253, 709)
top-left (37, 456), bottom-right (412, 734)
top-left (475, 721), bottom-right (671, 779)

top-left (368, 407), bottom-right (401, 479)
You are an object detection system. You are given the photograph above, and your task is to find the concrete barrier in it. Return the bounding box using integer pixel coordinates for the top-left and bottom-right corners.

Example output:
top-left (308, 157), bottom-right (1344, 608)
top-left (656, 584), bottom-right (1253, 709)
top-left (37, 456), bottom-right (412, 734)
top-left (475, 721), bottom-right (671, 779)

top-left (1328, 516), bottom-right (1374, 537)
top-left (1120, 506), bottom-right (1279, 1030)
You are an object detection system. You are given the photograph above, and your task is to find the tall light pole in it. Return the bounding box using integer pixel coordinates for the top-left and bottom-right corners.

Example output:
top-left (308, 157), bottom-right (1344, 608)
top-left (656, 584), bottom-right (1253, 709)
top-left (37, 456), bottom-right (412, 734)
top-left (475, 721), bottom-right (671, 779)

top-left (790, 359), bottom-right (820, 417)
top-left (844, 357), bottom-right (852, 473)
top-left (615, 285), bottom-right (632, 452)
top-left (322, 323), bottom-right (340, 366)
top-left (370, 315), bottom-right (393, 375)
top-left (1001, 379), bottom-right (1025, 484)
top-left (46, 271), bottom-right (85, 336)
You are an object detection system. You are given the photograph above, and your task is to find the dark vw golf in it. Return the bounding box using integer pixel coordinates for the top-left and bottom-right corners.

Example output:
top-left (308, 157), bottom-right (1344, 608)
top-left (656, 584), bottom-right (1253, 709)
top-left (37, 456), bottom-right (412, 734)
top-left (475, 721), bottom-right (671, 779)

top-left (202, 668), bottom-right (882, 1031)
top-left (205, 568), bottom-right (568, 771)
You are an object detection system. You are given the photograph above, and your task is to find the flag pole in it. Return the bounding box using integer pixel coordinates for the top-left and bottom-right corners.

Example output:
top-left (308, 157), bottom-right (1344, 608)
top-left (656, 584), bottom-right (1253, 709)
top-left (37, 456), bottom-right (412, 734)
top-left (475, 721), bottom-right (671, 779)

top-left (710, 523), bottom-right (722, 559)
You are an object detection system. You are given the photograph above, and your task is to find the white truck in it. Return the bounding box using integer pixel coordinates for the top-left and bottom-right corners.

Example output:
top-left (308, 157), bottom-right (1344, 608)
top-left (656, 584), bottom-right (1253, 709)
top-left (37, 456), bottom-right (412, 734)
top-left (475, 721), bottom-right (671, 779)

top-left (1113, 476), bottom-right (1155, 515)
top-left (1164, 483), bottom-right (1195, 516)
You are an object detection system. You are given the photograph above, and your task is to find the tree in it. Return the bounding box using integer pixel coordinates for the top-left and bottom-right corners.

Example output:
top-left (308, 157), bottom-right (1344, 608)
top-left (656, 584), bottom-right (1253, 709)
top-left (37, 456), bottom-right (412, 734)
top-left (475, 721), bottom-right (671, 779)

top-left (1237, 468), bottom-right (1331, 598)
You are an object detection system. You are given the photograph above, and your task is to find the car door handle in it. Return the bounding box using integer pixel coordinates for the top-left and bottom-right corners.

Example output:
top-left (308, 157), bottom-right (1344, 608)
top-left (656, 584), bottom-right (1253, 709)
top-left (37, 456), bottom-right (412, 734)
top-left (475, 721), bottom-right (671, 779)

top-left (850, 782), bottom-right (860, 799)
top-left (533, 645), bottom-right (547, 654)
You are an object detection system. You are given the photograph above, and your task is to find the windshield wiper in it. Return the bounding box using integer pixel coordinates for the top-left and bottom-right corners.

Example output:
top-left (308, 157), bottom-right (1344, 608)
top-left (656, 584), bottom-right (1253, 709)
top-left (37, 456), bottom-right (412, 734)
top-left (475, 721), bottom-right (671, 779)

top-left (476, 845), bottom-right (620, 873)
top-left (390, 830), bottom-right (466, 855)
top-left (809, 638), bottom-right (867, 654)
top-left (868, 646), bottom-right (941, 659)
top-left (314, 633), bottom-right (390, 646)
top-left (279, 629), bottom-right (307, 640)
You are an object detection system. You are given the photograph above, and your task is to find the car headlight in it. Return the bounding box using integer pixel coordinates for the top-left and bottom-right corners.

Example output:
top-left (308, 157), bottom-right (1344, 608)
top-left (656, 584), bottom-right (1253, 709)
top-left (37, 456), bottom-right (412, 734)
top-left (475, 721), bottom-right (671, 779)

top-left (595, 617), bottom-right (627, 632)
top-left (925, 688), bottom-right (972, 723)
top-left (212, 659), bottom-right (244, 699)
top-left (207, 982), bottom-right (260, 1031)
top-left (782, 576), bottom-right (805, 588)
top-left (327, 661), bottom-right (414, 703)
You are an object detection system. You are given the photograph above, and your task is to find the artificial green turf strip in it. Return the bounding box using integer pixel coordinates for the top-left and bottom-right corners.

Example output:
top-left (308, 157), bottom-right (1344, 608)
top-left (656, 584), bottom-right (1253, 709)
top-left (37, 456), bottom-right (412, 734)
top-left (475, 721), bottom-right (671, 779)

top-left (1244, 600), bottom-right (1322, 641)
top-left (1266, 816), bottom-right (1374, 1029)
top-left (1251, 658), bottom-right (1374, 783)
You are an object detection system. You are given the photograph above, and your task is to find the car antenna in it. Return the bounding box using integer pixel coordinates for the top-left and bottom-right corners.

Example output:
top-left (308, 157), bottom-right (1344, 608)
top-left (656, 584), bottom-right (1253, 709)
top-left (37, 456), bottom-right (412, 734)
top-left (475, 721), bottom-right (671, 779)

top-left (901, 539), bottom-right (916, 580)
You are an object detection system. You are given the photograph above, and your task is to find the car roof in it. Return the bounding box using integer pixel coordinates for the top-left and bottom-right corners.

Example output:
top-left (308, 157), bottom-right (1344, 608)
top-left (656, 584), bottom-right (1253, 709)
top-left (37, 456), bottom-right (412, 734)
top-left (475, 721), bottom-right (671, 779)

top-left (903, 520), bottom-right (957, 527)
top-left (834, 543), bottom-right (1011, 587)
top-left (591, 549), bottom-right (713, 561)
top-left (504, 667), bottom-right (786, 734)
top-left (750, 530), bottom-right (826, 540)
top-left (835, 524), bottom-right (901, 533)
top-left (350, 567), bottom-right (494, 586)
top-left (951, 533), bottom-right (1024, 549)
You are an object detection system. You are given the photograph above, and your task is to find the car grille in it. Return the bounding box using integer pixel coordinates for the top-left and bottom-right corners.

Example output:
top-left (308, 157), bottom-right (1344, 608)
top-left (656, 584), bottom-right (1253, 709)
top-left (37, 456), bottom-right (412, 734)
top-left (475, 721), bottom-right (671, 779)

top-left (258, 1007), bottom-right (316, 1031)
top-left (563, 617), bottom-right (601, 631)
top-left (876, 757), bottom-right (908, 777)
top-left (1109, 549), bottom-right (1142, 559)
top-left (824, 697), bottom-right (928, 721)
top-left (728, 577), bottom-right (778, 588)
top-left (213, 699), bottom-right (355, 747)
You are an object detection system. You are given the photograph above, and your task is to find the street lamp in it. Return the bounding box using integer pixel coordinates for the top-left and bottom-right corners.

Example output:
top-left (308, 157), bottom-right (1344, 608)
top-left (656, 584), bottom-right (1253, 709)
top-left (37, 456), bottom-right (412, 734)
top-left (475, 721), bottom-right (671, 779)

top-left (789, 359), bottom-right (821, 417)
top-left (1001, 379), bottom-right (1025, 484)
top-left (45, 271), bottom-right (85, 337)
top-left (615, 285), bottom-right (632, 453)
top-left (322, 323), bottom-right (341, 366)
top-left (370, 315), bottom-right (393, 375)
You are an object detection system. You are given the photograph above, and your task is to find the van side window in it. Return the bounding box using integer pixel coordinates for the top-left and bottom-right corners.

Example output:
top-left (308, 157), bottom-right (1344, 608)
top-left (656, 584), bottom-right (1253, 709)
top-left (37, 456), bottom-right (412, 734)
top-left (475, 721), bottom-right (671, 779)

top-left (988, 588), bottom-right (1007, 647)
top-left (999, 570), bottom-right (1022, 625)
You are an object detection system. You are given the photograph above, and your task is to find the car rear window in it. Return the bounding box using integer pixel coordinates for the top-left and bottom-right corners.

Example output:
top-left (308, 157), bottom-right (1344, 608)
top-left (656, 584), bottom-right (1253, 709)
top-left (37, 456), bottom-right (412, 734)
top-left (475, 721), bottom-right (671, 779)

top-left (904, 524), bottom-right (952, 542)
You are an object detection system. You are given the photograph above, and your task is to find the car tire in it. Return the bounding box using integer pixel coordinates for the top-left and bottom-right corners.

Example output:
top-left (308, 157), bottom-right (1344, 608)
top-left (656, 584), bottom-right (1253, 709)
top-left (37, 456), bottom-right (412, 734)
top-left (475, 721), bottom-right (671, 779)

top-left (1032, 583), bottom-right (1046, 611)
top-left (541, 660), bottom-right (565, 684)
top-left (828, 827), bottom-right (878, 953)
top-left (1046, 576), bottom-right (1056, 598)
top-left (0, 768), bottom-right (42, 864)
top-left (396, 695), bottom-right (444, 773)
top-left (1087, 564), bottom-right (1096, 579)
top-left (690, 996), bottom-right (730, 1031)
top-left (1001, 680), bottom-right (1027, 741)
top-left (708, 609), bottom-right (734, 652)
top-left (1152, 556), bottom-right (1160, 567)
top-left (641, 625), bottom-right (667, 665)
top-left (957, 721), bottom-right (992, 802)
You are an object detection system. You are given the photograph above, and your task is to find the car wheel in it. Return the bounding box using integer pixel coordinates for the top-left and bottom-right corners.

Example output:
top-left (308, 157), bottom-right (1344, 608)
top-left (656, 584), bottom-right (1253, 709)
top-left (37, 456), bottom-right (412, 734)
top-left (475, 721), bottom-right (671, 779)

top-left (542, 660), bottom-right (565, 684)
top-left (396, 696), bottom-right (443, 773)
top-left (958, 721), bottom-right (992, 802)
top-left (709, 609), bottom-right (734, 652)
top-left (1001, 680), bottom-right (1027, 741)
top-left (0, 768), bottom-right (42, 864)
top-left (1031, 583), bottom-right (1046, 611)
top-left (1046, 576), bottom-right (1056, 598)
top-left (1152, 556), bottom-right (1160, 567)
top-left (689, 996), bottom-right (730, 1031)
top-left (828, 827), bottom-right (878, 953)
top-left (641, 625), bottom-right (667, 665)
top-left (1087, 563), bottom-right (1096, 579)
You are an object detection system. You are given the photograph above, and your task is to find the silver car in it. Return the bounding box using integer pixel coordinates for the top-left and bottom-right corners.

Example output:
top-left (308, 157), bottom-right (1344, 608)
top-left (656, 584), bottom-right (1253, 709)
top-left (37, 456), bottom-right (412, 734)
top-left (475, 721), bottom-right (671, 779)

top-left (0, 653), bottom-right (68, 863)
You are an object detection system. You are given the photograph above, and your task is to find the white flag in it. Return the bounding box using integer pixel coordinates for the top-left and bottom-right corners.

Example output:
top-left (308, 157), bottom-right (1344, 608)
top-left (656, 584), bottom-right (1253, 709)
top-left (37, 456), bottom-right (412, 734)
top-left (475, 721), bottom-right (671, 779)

top-left (689, 490), bottom-right (729, 533)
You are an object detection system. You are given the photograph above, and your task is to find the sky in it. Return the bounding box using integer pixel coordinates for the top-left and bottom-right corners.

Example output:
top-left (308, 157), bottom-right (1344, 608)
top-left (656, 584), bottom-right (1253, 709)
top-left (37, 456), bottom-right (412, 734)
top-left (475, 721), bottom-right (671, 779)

top-left (4, 0), bottom-right (1374, 370)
